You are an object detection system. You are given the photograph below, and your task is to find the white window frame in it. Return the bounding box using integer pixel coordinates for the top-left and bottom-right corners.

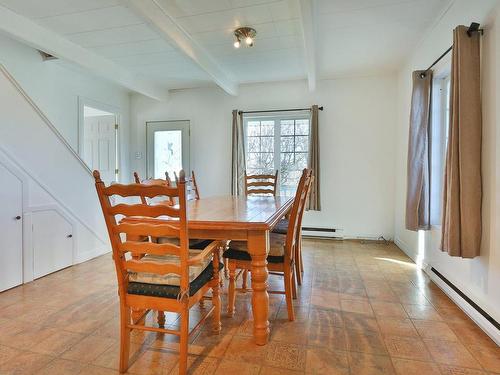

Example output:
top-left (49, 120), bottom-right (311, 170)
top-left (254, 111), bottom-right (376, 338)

top-left (430, 67), bottom-right (451, 227)
top-left (243, 112), bottom-right (310, 194)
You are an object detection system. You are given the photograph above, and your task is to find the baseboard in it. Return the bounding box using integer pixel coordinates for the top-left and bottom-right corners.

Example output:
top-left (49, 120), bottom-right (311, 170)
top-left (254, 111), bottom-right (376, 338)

top-left (74, 246), bottom-right (110, 264)
top-left (427, 267), bottom-right (500, 345)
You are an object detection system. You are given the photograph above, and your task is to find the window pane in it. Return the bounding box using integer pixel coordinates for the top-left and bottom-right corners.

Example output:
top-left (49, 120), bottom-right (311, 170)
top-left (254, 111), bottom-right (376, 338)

top-left (261, 136), bottom-right (274, 153)
top-left (295, 152), bottom-right (308, 169)
top-left (261, 153), bottom-right (274, 169)
top-left (281, 136), bottom-right (294, 152)
top-left (295, 119), bottom-right (310, 135)
top-left (247, 153), bottom-right (260, 168)
top-left (247, 136), bottom-right (260, 153)
top-left (295, 136), bottom-right (309, 152)
top-left (261, 121), bottom-right (274, 136)
top-left (154, 130), bottom-right (182, 179)
top-left (247, 121), bottom-right (260, 136)
top-left (281, 120), bottom-right (294, 135)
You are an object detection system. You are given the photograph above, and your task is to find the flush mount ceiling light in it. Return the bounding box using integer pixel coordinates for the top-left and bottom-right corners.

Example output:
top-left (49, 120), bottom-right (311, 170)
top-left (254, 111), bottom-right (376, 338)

top-left (233, 27), bottom-right (257, 48)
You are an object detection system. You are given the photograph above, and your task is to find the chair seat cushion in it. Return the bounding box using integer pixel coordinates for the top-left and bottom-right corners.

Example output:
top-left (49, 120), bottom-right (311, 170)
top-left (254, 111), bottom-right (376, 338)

top-left (228, 233), bottom-right (285, 257)
top-left (272, 218), bottom-right (289, 235)
top-left (128, 248), bottom-right (213, 286)
top-left (128, 263), bottom-right (223, 299)
top-left (223, 233), bottom-right (286, 264)
top-left (223, 248), bottom-right (284, 264)
top-left (157, 237), bottom-right (213, 249)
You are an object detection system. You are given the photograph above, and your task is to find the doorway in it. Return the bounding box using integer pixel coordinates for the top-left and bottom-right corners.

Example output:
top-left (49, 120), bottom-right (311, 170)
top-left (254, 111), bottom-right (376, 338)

top-left (78, 99), bottom-right (119, 185)
top-left (146, 120), bottom-right (190, 179)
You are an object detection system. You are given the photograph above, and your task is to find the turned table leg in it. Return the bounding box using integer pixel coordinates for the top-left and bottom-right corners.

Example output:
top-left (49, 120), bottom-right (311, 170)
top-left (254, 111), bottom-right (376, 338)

top-left (247, 230), bottom-right (270, 346)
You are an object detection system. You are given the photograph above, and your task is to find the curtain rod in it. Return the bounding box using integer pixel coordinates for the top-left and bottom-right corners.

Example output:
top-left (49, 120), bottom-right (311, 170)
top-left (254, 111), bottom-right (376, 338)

top-left (420, 22), bottom-right (483, 78)
top-left (239, 106), bottom-right (323, 115)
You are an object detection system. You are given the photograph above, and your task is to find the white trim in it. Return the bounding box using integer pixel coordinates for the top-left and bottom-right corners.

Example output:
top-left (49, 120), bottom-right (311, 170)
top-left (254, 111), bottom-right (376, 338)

top-left (427, 268), bottom-right (500, 345)
top-left (126, 0), bottom-right (238, 96)
top-left (0, 5), bottom-right (167, 100)
top-left (74, 246), bottom-right (110, 265)
top-left (0, 64), bottom-right (92, 177)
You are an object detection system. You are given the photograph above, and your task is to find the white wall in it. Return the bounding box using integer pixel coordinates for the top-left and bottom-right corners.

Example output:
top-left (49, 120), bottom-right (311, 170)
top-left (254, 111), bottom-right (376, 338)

top-left (131, 75), bottom-right (398, 239)
top-left (394, 0), bottom-right (500, 324)
top-left (0, 33), bottom-right (131, 179)
top-left (0, 33), bottom-right (133, 274)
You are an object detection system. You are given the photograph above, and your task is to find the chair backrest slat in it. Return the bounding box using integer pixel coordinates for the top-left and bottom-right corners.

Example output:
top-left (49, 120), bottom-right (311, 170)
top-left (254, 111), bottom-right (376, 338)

top-left (245, 170), bottom-right (278, 196)
top-left (114, 222), bottom-right (180, 238)
top-left (125, 259), bottom-right (181, 276)
top-left (119, 241), bottom-right (180, 257)
top-left (109, 203), bottom-right (179, 218)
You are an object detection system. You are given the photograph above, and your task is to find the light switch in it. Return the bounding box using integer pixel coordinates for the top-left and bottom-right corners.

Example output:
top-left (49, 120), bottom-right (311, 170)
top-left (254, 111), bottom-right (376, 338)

top-left (135, 152), bottom-right (142, 159)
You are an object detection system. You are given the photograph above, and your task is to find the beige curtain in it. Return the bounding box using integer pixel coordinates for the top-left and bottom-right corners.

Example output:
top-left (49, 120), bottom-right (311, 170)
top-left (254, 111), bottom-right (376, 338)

top-left (441, 25), bottom-right (482, 258)
top-left (406, 71), bottom-right (432, 231)
top-left (307, 105), bottom-right (321, 210)
top-left (231, 110), bottom-right (246, 195)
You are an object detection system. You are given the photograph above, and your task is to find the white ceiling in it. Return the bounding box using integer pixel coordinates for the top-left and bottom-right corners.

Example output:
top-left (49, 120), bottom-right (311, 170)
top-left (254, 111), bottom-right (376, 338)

top-left (0, 0), bottom-right (449, 94)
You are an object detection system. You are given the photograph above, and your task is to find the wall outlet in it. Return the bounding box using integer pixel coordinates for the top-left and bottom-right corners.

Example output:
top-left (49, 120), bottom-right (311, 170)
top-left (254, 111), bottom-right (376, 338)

top-left (135, 152), bottom-right (142, 159)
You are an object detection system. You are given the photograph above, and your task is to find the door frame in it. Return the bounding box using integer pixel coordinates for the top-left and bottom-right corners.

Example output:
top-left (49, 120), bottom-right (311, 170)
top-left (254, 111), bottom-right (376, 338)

top-left (78, 97), bottom-right (121, 182)
top-left (146, 120), bottom-right (191, 179)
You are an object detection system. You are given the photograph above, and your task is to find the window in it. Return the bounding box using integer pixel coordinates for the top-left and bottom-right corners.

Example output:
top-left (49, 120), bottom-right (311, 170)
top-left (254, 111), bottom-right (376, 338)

top-left (244, 114), bottom-right (310, 194)
top-left (430, 74), bottom-right (451, 225)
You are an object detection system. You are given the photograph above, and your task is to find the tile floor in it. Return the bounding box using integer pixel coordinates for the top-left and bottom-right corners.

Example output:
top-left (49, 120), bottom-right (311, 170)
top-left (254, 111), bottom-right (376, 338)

top-left (0, 239), bottom-right (498, 374)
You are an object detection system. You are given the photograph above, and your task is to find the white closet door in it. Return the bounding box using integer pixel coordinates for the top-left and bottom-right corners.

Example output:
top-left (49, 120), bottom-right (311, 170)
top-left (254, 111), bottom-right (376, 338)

top-left (32, 210), bottom-right (73, 279)
top-left (0, 163), bottom-right (23, 291)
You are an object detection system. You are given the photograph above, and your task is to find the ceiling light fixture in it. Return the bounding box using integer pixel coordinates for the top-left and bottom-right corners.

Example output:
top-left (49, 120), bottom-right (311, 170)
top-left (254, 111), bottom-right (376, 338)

top-left (233, 27), bottom-right (256, 48)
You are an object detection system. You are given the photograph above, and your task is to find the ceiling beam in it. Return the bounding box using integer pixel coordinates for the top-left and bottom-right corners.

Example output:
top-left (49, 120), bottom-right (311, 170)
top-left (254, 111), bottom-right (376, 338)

top-left (126, 0), bottom-right (239, 96)
top-left (298, 0), bottom-right (317, 91)
top-left (0, 5), bottom-right (168, 101)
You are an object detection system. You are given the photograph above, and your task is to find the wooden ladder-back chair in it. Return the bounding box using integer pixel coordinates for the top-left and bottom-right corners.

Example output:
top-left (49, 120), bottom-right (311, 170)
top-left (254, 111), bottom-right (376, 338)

top-left (223, 168), bottom-right (312, 321)
top-left (272, 174), bottom-right (314, 285)
top-left (133, 171), bottom-right (174, 206)
top-left (174, 170), bottom-right (200, 200)
top-left (94, 170), bottom-right (223, 375)
top-left (244, 170), bottom-right (279, 196)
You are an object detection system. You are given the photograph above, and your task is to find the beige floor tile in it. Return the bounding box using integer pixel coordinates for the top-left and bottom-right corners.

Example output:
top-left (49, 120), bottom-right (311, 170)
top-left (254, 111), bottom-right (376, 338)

top-left (384, 335), bottom-right (432, 361)
top-left (371, 301), bottom-right (408, 318)
top-left (424, 339), bottom-right (481, 369)
top-left (403, 304), bottom-right (442, 321)
top-left (307, 324), bottom-right (347, 350)
top-left (127, 349), bottom-right (179, 375)
top-left (215, 359), bottom-right (260, 374)
top-left (0, 350), bottom-right (53, 375)
top-left (377, 317), bottom-right (418, 337)
top-left (35, 358), bottom-right (86, 375)
top-left (347, 352), bottom-right (396, 374)
top-left (167, 355), bottom-right (219, 375)
top-left (340, 299), bottom-right (374, 316)
top-left (224, 336), bottom-right (266, 365)
top-left (467, 345), bottom-right (500, 373)
top-left (412, 320), bottom-right (458, 341)
top-left (264, 342), bottom-right (306, 371)
top-left (392, 358), bottom-right (440, 375)
top-left (61, 335), bottom-right (116, 363)
top-left (305, 347), bottom-right (349, 375)
top-left (439, 365), bottom-right (487, 374)
top-left (345, 328), bottom-right (387, 355)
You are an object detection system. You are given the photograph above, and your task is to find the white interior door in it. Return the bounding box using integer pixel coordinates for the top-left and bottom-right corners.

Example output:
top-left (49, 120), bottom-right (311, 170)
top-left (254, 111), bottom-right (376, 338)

top-left (32, 210), bottom-right (73, 279)
top-left (0, 163), bottom-right (23, 291)
top-left (146, 121), bottom-right (190, 179)
top-left (83, 114), bottom-right (117, 185)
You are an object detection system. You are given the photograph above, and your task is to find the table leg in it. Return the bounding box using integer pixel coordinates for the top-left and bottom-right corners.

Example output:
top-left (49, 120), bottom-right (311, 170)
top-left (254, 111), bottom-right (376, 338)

top-left (247, 230), bottom-right (270, 345)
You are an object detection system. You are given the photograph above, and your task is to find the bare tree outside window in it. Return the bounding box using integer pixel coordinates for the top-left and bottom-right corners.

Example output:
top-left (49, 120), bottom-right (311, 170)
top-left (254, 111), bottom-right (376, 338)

top-left (244, 115), bottom-right (310, 195)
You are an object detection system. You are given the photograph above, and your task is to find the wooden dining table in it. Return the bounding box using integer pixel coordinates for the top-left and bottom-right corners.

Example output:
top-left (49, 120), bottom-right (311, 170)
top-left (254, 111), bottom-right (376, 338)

top-left (125, 194), bottom-right (294, 345)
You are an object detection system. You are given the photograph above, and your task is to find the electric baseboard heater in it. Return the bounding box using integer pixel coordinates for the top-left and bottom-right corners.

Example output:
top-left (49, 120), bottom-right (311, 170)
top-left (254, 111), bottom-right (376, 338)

top-left (301, 226), bottom-right (343, 239)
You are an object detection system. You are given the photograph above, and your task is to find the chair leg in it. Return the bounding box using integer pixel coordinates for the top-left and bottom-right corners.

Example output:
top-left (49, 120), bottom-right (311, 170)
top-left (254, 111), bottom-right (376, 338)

top-left (212, 275), bottom-right (222, 334)
top-left (119, 305), bottom-right (131, 373)
top-left (224, 258), bottom-right (229, 279)
top-left (242, 270), bottom-right (248, 290)
top-left (179, 307), bottom-right (189, 375)
top-left (295, 243), bottom-right (303, 286)
top-left (157, 311), bottom-right (165, 327)
top-left (291, 268), bottom-right (297, 300)
top-left (283, 266), bottom-right (295, 321)
top-left (227, 261), bottom-right (237, 316)
top-left (299, 237), bottom-right (304, 273)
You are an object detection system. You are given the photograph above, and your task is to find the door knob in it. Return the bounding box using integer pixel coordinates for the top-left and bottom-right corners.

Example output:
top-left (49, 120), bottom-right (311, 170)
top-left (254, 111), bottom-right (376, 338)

top-left (15, 216), bottom-right (21, 220)
top-left (67, 234), bottom-right (73, 238)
